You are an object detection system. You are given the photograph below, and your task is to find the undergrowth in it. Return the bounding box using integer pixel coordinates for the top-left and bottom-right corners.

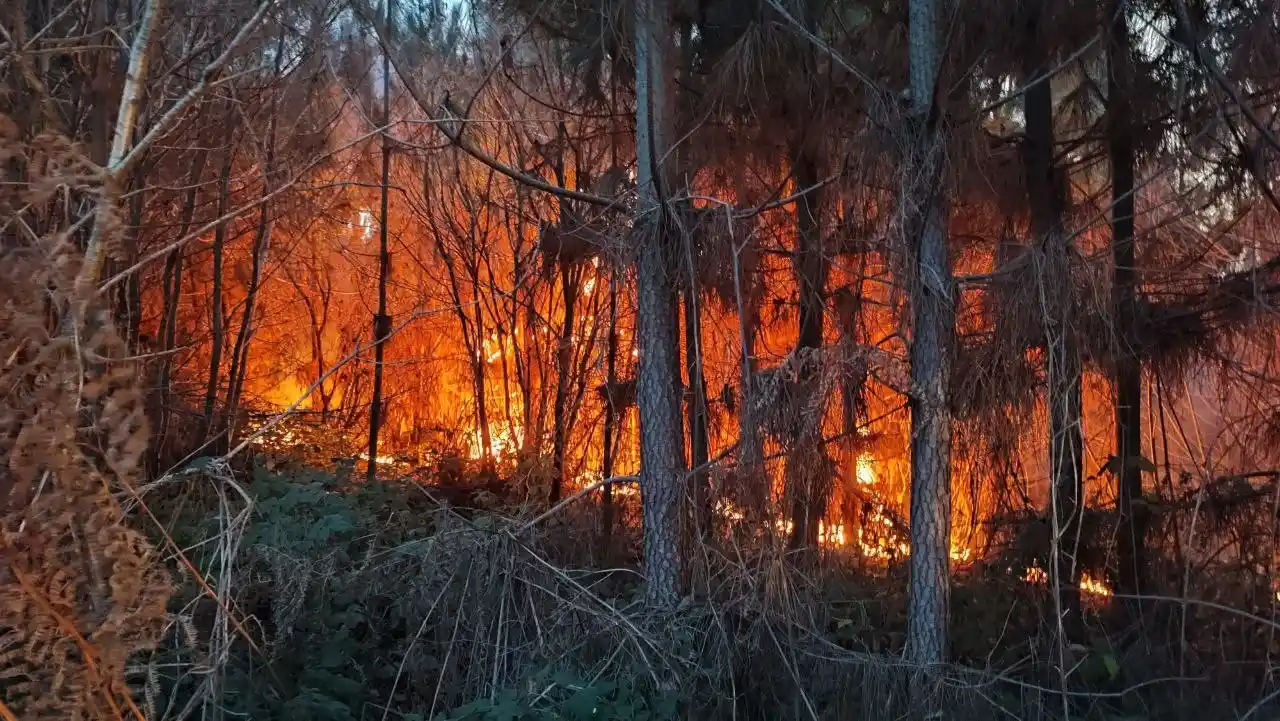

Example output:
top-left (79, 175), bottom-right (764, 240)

top-left (130, 458), bottom-right (1280, 721)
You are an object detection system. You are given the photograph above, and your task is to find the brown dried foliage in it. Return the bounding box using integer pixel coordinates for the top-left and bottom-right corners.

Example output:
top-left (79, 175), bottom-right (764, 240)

top-left (1, 117), bottom-right (171, 719)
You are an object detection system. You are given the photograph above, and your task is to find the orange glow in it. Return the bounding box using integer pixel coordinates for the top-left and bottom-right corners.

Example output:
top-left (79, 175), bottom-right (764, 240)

top-left (1024, 564), bottom-right (1113, 598)
top-left (150, 89), bottom-right (1188, 593)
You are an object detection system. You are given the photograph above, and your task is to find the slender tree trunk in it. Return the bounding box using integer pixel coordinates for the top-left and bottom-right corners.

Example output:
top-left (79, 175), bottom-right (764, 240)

top-left (1023, 15), bottom-right (1084, 641)
top-left (787, 147), bottom-right (827, 552)
top-left (684, 263), bottom-right (711, 538)
top-left (634, 0), bottom-right (685, 609)
top-left (76, 0), bottom-right (164, 293)
top-left (201, 120), bottom-right (236, 442)
top-left (120, 164), bottom-right (146, 352)
top-left (552, 262), bottom-right (577, 500)
top-left (1108, 0), bottom-right (1146, 603)
top-left (904, 0), bottom-right (954, 675)
top-left (733, 242), bottom-right (763, 515)
top-left (225, 29), bottom-right (285, 443)
top-left (367, 0), bottom-right (394, 481)
top-left (156, 149), bottom-right (208, 462)
top-left (470, 260), bottom-right (493, 466)
top-left (600, 271), bottom-right (620, 560)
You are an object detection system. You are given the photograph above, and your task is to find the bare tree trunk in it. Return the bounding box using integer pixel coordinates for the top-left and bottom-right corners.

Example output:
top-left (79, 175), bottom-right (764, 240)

top-left (225, 29), bottom-right (285, 443)
top-left (367, 0), bottom-right (394, 481)
top-left (1023, 9), bottom-right (1084, 655)
top-left (157, 149), bottom-right (208, 462)
top-left (904, 0), bottom-right (954, 676)
top-left (1108, 0), bottom-right (1146, 604)
top-left (684, 262), bottom-right (711, 538)
top-left (634, 0), bottom-right (685, 609)
top-left (600, 270), bottom-right (620, 560)
top-left (201, 120), bottom-right (236, 443)
top-left (732, 239), bottom-right (763, 514)
top-left (551, 262), bottom-right (577, 500)
top-left (787, 147), bottom-right (827, 553)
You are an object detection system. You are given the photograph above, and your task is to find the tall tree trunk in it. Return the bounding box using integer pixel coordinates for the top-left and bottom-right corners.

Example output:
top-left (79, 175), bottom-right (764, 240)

top-left (550, 134), bottom-right (576, 500)
top-left (904, 0), bottom-right (954, 674)
top-left (600, 271), bottom-right (620, 560)
top-left (634, 0), bottom-right (685, 609)
top-left (156, 149), bottom-right (208, 463)
top-left (225, 29), bottom-right (285, 443)
top-left (551, 262), bottom-right (577, 500)
top-left (733, 241), bottom-right (763, 515)
top-left (1108, 0), bottom-right (1146, 603)
top-left (201, 120), bottom-right (236, 443)
top-left (367, 0), bottom-right (394, 482)
top-left (787, 147), bottom-right (827, 552)
top-left (1023, 13), bottom-right (1084, 640)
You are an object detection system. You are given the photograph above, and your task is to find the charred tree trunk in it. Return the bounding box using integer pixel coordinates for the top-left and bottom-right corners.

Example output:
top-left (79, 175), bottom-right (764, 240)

top-left (201, 120), bottom-right (236, 444)
top-left (905, 0), bottom-right (954, 674)
top-left (634, 0), bottom-right (685, 609)
top-left (367, 0), bottom-right (393, 482)
top-left (1023, 15), bottom-right (1084, 636)
top-left (787, 147), bottom-right (827, 553)
top-left (1108, 0), bottom-right (1146, 604)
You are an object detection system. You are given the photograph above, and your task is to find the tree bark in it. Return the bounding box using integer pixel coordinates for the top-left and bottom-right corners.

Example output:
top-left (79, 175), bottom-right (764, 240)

top-left (634, 0), bottom-right (685, 609)
top-left (600, 270), bottom-right (620, 561)
top-left (1107, 0), bottom-right (1146, 603)
top-left (905, 0), bottom-right (954, 675)
top-left (367, 0), bottom-right (394, 481)
top-left (787, 147), bottom-right (827, 553)
top-left (1022, 10), bottom-right (1084, 640)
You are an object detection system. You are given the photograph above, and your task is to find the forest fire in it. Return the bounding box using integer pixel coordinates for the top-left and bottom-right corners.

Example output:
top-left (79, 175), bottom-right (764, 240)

top-left (10, 0), bottom-right (1280, 717)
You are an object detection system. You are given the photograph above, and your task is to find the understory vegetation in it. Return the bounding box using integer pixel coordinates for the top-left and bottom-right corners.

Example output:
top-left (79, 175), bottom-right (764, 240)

top-left (133, 450), bottom-right (1280, 721)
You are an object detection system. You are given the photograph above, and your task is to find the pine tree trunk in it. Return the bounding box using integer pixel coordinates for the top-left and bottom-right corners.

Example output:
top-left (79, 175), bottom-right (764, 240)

top-left (905, 0), bottom-right (954, 674)
top-left (787, 147), bottom-right (827, 553)
top-left (1023, 19), bottom-right (1084, 638)
top-left (367, 0), bottom-right (394, 481)
top-left (600, 271), bottom-right (620, 561)
top-left (634, 0), bottom-right (685, 609)
top-left (1107, 0), bottom-right (1146, 603)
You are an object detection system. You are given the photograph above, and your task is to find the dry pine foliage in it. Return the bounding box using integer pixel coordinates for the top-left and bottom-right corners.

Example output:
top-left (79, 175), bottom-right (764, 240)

top-left (1, 117), bottom-right (172, 720)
